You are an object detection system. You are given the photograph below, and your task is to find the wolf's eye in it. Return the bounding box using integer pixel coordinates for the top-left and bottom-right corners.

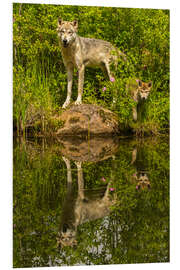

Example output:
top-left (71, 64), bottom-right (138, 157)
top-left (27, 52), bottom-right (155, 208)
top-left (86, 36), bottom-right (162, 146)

top-left (68, 31), bottom-right (73, 34)
top-left (60, 30), bottom-right (65, 33)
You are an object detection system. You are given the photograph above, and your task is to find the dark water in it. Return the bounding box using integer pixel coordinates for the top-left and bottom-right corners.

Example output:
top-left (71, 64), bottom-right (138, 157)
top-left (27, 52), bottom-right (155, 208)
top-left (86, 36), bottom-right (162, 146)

top-left (13, 136), bottom-right (169, 267)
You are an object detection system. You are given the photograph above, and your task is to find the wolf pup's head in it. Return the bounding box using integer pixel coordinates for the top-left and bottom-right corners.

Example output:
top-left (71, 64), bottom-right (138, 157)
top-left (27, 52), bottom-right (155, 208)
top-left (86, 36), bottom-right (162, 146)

top-left (57, 18), bottom-right (78, 48)
top-left (136, 172), bottom-right (151, 190)
top-left (138, 80), bottom-right (152, 100)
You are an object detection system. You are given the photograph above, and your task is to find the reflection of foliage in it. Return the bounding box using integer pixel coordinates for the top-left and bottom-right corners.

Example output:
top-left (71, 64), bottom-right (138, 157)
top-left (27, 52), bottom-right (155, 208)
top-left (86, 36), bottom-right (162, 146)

top-left (13, 137), bottom-right (169, 267)
top-left (13, 4), bottom-right (169, 135)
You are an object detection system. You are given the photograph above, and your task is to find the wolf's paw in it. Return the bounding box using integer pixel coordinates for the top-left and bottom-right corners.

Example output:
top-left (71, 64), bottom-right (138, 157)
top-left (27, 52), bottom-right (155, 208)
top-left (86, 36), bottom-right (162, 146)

top-left (74, 99), bottom-right (82, 106)
top-left (62, 156), bottom-right (69, 164)
top-left (74, 161), bottom-right (82, 169)
top-left (62, 100), bottom-right (70, 109)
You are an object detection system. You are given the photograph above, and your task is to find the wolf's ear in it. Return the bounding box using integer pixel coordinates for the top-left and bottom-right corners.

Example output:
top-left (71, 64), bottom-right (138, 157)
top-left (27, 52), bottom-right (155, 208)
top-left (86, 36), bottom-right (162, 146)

top-left (58, 18), bottom-right (63, 26)
top-left (71, 20), bottom-right (78, 30)
top-left (138, 80), bottom-right (142, 87)
top-left (148, 81), bottom-right (152, 88)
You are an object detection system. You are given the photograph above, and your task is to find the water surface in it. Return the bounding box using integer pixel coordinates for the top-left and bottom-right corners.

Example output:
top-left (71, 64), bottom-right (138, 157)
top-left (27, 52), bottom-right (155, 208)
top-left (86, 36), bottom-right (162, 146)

top-left (13, 136), bottom-right (169, 267)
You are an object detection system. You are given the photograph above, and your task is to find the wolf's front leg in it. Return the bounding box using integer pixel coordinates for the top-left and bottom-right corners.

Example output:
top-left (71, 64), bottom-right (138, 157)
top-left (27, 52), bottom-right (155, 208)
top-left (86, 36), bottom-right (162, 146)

top-left (132, 106), bottom-right (137, 121)
top-left (75, 65), bottom-right (85, 105)
top-left (75, 161), bottom-right (85, 200)
top-left (131, 147), bottom-right (137, 165)
top-left (62, 156), bottom-right (72, 184)
top-left (62, 66), bottom-right (73, 108)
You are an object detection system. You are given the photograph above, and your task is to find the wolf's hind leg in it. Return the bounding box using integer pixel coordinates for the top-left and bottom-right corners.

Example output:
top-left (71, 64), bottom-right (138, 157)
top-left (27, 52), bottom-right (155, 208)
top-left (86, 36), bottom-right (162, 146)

top-left (104, 61), bottom-right (113, 81)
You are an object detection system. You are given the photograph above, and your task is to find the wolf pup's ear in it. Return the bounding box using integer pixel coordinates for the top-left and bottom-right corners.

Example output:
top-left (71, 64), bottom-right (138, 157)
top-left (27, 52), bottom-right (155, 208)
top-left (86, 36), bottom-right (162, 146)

top-left (58, 18), bottom-right (63, 26)
top-left (148, 81), bottom-right (152, 88)
top-left (138, 80), bottom-right (142, 87)
top-left (71, 20), bottom-right (78, 31)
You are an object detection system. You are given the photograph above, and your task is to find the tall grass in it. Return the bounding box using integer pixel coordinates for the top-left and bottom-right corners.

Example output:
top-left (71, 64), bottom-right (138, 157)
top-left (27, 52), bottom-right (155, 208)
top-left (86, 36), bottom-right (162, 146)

top-left (13, 53), bottom-right (60, 136)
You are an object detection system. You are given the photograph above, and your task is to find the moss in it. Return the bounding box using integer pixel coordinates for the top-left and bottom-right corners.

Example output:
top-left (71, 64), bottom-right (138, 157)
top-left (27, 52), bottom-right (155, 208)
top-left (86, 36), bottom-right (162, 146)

top-left (47, 118), bottom-right (65, 132)
top-left (99, 109), bottom-right (114, 123)
top-left (69, 147), bottom-right (79, 152)
top-left (69, 117), bottom-right (80, 124)
top-left (99, 109), bottom-right (106, 123)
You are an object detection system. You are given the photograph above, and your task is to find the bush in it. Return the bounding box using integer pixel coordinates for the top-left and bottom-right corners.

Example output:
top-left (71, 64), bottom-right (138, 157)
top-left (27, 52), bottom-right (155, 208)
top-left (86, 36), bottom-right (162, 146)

top-left (13, 4), bottom-right (169, 136)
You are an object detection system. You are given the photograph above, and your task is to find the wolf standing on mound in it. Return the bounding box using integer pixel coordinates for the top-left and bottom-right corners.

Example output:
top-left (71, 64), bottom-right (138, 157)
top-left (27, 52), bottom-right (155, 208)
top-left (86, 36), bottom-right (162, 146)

top-left (57, 18), bottom-right (126, 108)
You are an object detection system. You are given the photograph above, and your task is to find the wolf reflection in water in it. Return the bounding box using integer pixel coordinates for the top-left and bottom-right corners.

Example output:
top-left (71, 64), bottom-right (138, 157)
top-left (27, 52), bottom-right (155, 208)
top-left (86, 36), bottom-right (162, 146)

top-left (57, 137), bottom-right (151, 248)
top-left (13, 136), bottom-right (169, 266)
top-left (57, 136), bottom-right (119, 248)
top-left (57, 157), bottom-right (117, 248)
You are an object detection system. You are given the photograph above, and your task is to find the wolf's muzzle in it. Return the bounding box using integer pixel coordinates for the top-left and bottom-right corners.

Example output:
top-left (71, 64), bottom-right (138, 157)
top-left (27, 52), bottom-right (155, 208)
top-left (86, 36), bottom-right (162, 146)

top-left (63, 39), bottom-right (68, 47)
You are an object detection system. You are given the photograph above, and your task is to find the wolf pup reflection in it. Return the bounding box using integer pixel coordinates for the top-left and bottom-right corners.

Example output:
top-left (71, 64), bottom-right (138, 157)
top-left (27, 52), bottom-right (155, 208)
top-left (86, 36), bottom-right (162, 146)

top-left (132, 171), bottom-right (151, 190)
top-left (57, 18), bottom-right (126, 108)
top-left (126, 79), bottom-right (152, 121)
top-left (131, 147), bottom-right (151, 190)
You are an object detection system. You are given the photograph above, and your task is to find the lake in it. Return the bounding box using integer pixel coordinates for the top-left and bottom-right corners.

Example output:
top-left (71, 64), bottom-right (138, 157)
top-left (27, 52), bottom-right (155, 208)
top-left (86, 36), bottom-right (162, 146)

top-left (13, 135), bottom-right (169, 267)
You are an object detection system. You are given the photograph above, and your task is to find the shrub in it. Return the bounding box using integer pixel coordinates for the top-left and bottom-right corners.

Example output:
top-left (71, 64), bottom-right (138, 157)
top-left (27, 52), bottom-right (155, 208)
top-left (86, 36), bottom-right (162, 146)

top-left (13, 4), bottom-right (169, 136)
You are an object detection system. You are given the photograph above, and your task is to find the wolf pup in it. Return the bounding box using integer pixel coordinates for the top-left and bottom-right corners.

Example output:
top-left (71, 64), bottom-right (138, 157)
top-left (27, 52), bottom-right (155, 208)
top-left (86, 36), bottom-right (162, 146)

top-left (57, 18), bottom-right (126, 108)
top-left (131, 171), bottom-right (151, 190)
top-left (126, 79), bottom-right (152, 121)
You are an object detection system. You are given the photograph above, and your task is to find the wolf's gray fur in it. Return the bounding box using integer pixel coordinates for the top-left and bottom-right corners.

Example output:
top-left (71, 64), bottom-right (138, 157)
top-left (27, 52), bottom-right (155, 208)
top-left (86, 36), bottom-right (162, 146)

top-left (57, 18), bottom-right (126, 108)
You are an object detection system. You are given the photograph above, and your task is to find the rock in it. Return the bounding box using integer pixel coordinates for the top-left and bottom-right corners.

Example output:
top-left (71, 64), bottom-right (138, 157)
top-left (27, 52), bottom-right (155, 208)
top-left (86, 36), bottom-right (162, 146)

top-left (56, 104), bottom-right (119, 136)
top-left (57, 136), bottom-right (119, 162)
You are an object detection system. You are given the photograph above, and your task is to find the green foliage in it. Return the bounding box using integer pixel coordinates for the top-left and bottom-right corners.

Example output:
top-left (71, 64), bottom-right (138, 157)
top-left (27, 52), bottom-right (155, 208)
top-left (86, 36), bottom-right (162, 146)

top-left (13, 4), bottom-right (169, 135)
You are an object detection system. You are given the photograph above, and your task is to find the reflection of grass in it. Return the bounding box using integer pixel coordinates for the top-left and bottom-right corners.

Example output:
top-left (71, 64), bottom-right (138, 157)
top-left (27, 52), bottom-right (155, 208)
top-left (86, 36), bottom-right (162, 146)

top-left (13, 137), bottom-right (169, 267)
top-left (130, 121), bottom-right (160, 136)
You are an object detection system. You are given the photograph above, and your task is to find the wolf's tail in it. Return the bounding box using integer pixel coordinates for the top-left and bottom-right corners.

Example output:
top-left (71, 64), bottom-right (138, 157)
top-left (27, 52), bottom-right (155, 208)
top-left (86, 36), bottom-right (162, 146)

top-left (117, 50), bottom-right (127, 62)
top-left (112, 49), bottom-right (127, 70)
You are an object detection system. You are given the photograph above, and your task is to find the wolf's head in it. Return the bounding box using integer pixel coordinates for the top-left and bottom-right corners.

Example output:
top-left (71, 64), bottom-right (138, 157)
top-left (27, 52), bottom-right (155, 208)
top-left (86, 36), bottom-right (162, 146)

top-left (136, 172), bottom-right (151, 190)
top-left (57, 223), bottom-right (77, 248)
top-left (57, 18), bottom-right (78, 48)
top-left (137, 80), bottom-right (152, 100)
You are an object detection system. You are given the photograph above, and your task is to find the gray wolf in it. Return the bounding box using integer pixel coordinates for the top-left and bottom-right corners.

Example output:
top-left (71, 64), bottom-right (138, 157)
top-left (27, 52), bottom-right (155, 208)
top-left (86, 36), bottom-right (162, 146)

top-left (57, 157), bottom-right (116, 247)
top-left (57, 18), bottom-right (126, 108)
top-left (126, 79), bottom-right (152, 121)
